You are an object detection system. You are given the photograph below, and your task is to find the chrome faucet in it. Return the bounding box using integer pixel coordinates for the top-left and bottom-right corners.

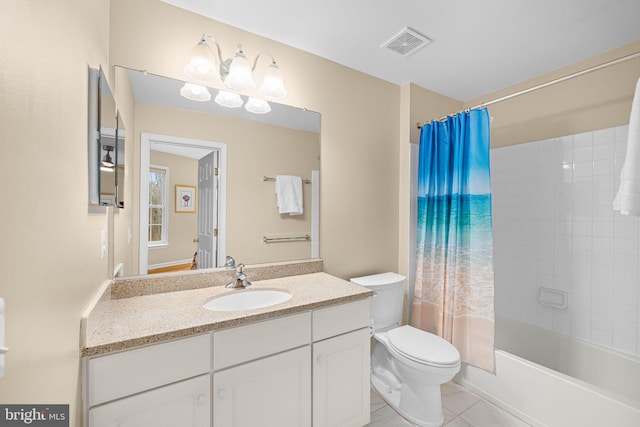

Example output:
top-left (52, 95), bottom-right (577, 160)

top-left (225, 264), bottom-right (252, 289)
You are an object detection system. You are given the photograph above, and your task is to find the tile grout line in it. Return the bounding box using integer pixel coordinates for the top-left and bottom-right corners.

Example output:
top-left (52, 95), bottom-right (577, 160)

top-left (453, 398), bottom-right (483, 425)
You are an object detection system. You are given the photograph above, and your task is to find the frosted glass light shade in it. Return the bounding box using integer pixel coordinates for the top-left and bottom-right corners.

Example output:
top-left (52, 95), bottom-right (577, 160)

top-left (184, 41), bottom-right (218, 83)
top-left (259, 63), bottom-right (287, 98)
top-left (225, 52), bottom-right (256, 91)
top-left (244, 97), bottom-right (271, 114)
top-left (180, 83), bottom-right (211, 102)
top-left (215, 90), bottom-right (243, 108)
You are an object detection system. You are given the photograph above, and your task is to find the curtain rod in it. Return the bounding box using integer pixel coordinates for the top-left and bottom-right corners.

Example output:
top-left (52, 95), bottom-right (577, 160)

top-left (417, 50), bottom-right (640, 129)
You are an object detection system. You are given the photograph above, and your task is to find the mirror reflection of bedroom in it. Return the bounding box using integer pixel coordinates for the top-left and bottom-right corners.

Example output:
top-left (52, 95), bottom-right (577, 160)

top-left (147, 143), bottom-right (213, 274)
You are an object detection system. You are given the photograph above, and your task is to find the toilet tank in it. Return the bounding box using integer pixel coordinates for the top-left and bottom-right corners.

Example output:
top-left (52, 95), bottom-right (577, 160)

top-left (350, 272), bottom-right (406, 332)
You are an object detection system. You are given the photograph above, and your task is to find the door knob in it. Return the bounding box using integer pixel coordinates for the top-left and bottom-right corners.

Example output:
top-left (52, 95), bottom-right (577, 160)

top-left (193, 238), bottom-right (199, 243)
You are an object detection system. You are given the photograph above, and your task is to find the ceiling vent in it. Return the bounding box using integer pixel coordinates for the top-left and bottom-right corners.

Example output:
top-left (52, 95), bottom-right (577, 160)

top-left (382, 27), bottom-right (432, 57)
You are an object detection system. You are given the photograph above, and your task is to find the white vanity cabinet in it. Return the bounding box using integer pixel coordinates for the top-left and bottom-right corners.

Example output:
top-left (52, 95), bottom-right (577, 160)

top-left (212, 312), bottom-right (312, 427)
top-left (213, 346), bottom-right (311, 427)
top-left (88, 374), bottom-right (210, 426)
top-left (84, 298), bottom-right (371, 427)
top-left (312, 299), bottom-right (371, 427)
top-left (84, 334), bottom-right (211, 427)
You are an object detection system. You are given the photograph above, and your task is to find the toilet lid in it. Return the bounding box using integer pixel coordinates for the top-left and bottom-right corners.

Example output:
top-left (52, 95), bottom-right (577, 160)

top-left (387, 325), bottom-right (460, 367)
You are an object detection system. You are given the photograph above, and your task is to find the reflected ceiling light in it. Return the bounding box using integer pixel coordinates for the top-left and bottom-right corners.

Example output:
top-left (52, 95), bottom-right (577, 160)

top-left (185, 34), bottom-right (287, 98)
top-left (244, 97), bottom-right (271, 114)
top-left (214, 90), bottom-right (243, 108)
top-left (101, 146), bottom-right (115, 172)
top-left (180, 82), bottom-right (211, 102)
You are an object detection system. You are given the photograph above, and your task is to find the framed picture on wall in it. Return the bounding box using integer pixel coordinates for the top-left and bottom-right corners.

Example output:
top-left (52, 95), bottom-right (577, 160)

top-left (175, 184), bottom-right (196, 213)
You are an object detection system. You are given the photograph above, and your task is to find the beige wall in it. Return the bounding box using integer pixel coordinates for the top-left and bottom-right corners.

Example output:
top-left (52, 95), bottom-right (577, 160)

top-left (463, 41), bottom-right (640, 148)
top-left (110, 0), bottom-right (401, 279)
top-left (0, 0), bottom-right (110, 425)
top-left (148, 151), bottom-right (198, 266)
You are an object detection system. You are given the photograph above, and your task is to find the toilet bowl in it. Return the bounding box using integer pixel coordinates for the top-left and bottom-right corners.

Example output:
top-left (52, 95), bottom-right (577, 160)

top-left (351, 273), bottom-right (461, 427)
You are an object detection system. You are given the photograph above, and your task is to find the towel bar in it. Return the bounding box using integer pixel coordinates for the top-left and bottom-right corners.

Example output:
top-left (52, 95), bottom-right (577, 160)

top-left (263, 234), bottom-right (310, 243)
top-left (263, 176), bottom-right (311, 184)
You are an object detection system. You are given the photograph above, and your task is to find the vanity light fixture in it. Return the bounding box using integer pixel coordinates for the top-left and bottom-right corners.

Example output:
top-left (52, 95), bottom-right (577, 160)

top-left (244, 97), bottom-right (271, 114)
top-left (180, 82), bottom-right (211, 102)
top-left (184, 34), bottom-right (287, 99)
top-left (100, 146), bottom-right (115, 172)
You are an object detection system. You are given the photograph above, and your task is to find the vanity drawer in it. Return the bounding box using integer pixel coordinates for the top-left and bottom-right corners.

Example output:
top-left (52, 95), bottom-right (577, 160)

top-left (312, 299), bottom-right (370, 342)
top-left (214, 312), bottom-right (311, 370)
top-left (88, 334), bottom-right (211, 406)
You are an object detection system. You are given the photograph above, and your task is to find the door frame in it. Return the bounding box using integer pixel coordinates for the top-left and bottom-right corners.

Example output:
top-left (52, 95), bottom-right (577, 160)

top-left (139, 132), bottom-right (227, 275)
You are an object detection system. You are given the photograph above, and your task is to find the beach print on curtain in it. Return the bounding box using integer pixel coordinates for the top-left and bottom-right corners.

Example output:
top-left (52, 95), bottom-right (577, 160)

top-left (411, 108), bottom-right (495, 372)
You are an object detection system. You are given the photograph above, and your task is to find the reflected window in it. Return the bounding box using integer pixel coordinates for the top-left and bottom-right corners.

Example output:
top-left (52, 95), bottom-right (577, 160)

top-left (149, 166), bottom-right (168, 246)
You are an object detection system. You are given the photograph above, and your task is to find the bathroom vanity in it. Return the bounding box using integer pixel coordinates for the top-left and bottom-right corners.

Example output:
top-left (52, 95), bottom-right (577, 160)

top-left (81, 268), bottom-right (372, 427)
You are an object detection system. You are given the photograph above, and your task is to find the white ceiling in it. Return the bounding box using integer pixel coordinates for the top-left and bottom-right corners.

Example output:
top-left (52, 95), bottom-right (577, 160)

top-left (162, 0), bottom-right (640, 101)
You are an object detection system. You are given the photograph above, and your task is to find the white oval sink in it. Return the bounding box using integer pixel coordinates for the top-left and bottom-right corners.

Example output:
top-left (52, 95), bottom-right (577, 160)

top-left (203, 290), bottom-right (292, 312)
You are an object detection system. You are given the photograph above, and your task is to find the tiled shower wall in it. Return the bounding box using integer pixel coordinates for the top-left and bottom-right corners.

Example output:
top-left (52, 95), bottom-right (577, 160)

top-left (491, 125), bottom-right (640, 358)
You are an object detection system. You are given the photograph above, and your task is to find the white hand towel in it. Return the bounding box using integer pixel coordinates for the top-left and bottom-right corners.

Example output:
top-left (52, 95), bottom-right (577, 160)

top-left (614, 77), bottom-right (640, 216)
top-left (275, 175), bottom-right (303, 215)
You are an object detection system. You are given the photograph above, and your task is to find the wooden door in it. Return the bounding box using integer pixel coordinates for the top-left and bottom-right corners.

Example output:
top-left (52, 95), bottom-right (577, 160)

top-left (197, 151), bottom-right (218, 269)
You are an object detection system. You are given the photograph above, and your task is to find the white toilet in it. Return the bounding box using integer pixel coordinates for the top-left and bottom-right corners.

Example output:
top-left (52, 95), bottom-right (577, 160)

top-left (351, 272), bottom-right (461, 427)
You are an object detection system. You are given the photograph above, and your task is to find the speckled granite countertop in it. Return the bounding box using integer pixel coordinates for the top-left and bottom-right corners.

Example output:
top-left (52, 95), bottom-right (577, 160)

top-left (82, 272), bottom-right (372, 357)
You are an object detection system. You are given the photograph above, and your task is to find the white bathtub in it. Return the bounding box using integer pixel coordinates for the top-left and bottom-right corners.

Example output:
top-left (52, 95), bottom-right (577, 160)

top-left (455, 316), bottom-right (640, 426)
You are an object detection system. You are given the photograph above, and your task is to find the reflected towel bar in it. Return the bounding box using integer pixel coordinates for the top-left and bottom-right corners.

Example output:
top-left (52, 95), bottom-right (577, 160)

top-left (263, 234), bottom-right (311, 243)
top-left (263, 176), bottom-right (311, 184)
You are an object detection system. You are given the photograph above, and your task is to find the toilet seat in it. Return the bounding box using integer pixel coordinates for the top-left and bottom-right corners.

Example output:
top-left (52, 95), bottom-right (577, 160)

top-left (387, 325), bottom-right (460, 368)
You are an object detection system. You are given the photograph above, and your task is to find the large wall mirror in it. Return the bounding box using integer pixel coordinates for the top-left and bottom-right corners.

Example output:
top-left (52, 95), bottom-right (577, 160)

top-left (113, 66), bottom-right (321, 277)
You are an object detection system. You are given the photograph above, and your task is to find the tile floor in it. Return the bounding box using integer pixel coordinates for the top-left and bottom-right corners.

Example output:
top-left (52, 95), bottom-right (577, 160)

top-left (368, 382), bottom-right (532, 427)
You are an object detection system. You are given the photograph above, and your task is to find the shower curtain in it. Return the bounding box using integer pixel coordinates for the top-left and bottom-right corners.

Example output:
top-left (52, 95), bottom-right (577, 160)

top-left (411, 108), bottom-right (495, 372)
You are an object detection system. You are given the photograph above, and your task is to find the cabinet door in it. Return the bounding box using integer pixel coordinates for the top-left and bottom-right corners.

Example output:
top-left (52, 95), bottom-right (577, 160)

top-left (214, 346), bottom-right (311, 427)
top-left (88, 375), bottom-right (210, 427)
top-left (313, 328), bottom-right (371, 427)
top-left (88, 334), bottom-right (211, 406)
